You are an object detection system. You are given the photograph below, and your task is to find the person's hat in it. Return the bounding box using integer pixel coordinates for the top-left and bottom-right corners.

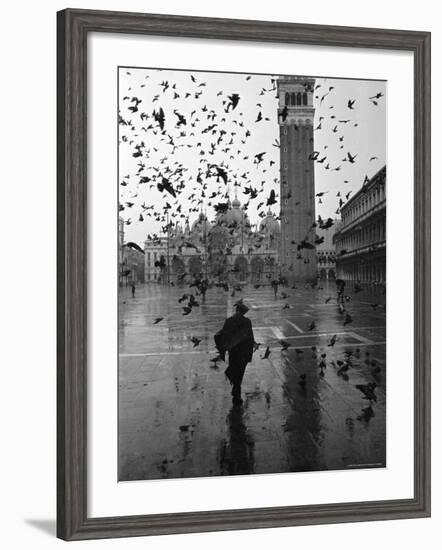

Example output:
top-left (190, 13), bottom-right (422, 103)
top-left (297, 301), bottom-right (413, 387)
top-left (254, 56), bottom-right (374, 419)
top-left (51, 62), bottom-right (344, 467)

top-left (234, 300), bottom-right (249, 314)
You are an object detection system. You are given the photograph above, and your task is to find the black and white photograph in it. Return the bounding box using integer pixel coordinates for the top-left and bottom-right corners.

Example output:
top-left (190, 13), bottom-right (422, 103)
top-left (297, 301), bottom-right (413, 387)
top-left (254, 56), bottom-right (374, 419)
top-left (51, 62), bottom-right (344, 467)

top-left (118, 67), bottom-right (387, 482)
top-left (0, 0), bottom-right (435, 545)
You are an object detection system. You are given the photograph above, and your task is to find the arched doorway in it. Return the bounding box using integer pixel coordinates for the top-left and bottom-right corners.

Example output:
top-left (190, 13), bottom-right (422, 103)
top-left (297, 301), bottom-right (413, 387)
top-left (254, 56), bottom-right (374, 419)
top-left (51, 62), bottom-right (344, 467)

top-left (156, 255), bottom-right (167, 284)
top-left (188, 256), bottom-right (202, 279)
top-left (267, 256), bottom-right (276, 279)
top-left (171, 256), bottom-right (185, 283)
top-left (328, 269), bottom-right (336, 280)
top-left (209, 252), bottom-right (228, 281)
top-left (250, 256), bottom-right (264, 284)
top-left (319, 268), bottom-right (327, 280)
top-left (234, 256), bottom-right (249, 282)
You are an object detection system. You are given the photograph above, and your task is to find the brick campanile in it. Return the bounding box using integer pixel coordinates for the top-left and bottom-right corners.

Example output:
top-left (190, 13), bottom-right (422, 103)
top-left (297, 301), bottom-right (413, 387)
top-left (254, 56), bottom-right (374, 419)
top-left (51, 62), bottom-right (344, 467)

top-left (277, 76), bottom-right (317, 283)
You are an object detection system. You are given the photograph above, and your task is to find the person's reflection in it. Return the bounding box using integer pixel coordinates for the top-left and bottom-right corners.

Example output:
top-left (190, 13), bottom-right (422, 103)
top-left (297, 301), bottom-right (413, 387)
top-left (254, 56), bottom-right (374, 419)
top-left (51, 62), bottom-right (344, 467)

top-left (219, 405), bottom-right (254, 475)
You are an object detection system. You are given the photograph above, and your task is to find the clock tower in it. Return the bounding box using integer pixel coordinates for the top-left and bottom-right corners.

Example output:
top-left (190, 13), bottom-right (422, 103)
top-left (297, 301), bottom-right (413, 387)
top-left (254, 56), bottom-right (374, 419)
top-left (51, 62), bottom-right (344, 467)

top-left (277, 76), bottom-right (317, 283)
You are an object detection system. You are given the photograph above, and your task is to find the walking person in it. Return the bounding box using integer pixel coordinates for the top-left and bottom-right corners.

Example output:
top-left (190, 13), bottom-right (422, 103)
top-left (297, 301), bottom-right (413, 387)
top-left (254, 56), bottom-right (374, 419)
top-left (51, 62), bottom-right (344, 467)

top-left (215, 301), bottom-right (256, 405)
top-left (198, 277), bottom-right (208, 302)
top-left (271, 278), bottom-right (279, 298)
top-left (131, 281), bottom-right (136, 298)
top-left (335, 278), bottom-right (346, 305)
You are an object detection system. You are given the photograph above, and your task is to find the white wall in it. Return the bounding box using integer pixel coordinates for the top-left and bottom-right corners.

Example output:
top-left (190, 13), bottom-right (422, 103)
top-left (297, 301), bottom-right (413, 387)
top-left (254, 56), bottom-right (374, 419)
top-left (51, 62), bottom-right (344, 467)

top-left (0, 0), bottom-right (439, 548)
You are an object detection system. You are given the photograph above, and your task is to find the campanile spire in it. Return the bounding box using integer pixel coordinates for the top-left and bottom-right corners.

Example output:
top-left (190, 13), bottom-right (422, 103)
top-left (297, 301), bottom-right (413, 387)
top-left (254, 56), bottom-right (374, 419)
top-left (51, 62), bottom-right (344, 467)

top-left (277, 76), bottom-right (317, 282)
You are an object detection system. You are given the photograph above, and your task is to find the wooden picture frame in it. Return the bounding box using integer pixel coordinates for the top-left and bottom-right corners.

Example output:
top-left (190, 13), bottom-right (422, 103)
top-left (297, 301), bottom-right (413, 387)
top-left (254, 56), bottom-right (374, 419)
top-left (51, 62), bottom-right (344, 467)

top-left (57, 8), bottom-right (431, 540)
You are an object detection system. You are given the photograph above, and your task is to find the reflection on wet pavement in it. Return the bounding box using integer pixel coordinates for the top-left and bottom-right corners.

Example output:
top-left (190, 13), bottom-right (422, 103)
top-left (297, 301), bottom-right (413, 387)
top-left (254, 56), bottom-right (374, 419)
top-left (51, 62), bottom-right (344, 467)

top-left (219, 406), bottom-right (255, 476)
top-left (119, 281), bottom-right (386, 481)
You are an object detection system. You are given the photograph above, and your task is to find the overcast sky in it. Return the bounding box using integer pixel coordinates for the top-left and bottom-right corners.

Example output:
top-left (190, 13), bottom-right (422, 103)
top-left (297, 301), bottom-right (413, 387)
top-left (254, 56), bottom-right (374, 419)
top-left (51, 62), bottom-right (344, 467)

top-left (118, 67), bottom-right (386, 245)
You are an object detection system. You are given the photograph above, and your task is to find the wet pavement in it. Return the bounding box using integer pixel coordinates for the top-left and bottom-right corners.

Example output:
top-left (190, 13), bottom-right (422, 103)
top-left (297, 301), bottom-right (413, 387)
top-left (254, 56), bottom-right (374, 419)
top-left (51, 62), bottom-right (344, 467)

top-left (118, 281), bottom-right (386, 481)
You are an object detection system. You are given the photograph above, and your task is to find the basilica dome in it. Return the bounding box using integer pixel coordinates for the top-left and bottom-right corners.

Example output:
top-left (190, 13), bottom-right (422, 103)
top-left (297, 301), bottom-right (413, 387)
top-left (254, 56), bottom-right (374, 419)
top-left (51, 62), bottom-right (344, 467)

top-left (259, 209), bottom-right (280, 235)
top-left (232, 195), bottom-right (241, 208)
top-left (218, 194), bottom-right (250, 227)
top-left (191, 211), bottom-right (210, 234)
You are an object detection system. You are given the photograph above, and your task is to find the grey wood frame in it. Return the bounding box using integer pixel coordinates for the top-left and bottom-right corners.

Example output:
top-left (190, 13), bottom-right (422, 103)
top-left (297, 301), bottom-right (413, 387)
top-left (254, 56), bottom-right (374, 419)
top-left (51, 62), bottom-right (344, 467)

top-left (57, 8), bottom-right (431, 541)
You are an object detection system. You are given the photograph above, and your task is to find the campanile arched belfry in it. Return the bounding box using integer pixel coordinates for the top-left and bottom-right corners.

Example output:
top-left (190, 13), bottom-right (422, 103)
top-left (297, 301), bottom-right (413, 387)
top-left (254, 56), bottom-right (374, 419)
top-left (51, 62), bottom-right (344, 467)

top-left (277, 76), bottom-right (317, 283)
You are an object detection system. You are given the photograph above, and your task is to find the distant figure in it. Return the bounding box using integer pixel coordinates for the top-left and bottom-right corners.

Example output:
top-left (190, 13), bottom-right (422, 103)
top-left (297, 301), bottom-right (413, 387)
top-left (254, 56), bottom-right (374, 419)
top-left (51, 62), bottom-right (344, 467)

top-left (354, 280), bottom-right (363, 293)
top-left (215, 302), bottom-right (255, 405)
top-left (336, 278), bottom-right (346, 305)
top-left (199, 277), bottom-right (209, 302)
top-left (271, 279), bottom-right (279, 298)
top-left (131, 282), bottom-right (136, 298)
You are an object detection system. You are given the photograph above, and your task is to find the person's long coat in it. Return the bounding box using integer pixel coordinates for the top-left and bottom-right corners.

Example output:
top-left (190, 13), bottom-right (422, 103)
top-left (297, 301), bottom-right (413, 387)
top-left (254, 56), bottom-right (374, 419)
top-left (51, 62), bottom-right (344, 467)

top-left (215, 313), bottom-right (254, 385)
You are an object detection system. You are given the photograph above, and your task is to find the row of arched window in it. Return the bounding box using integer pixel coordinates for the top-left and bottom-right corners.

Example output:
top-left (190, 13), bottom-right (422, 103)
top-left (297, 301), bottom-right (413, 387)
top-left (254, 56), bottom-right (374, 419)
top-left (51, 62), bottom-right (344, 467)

top-left (342, 184), bottom-right (385, 225)
top-left (337, 218), bottom-right (386, 252)
top-left (285, 91), bottom-right (308, 106)
top-left (317, 253), bottom-right (336, 264)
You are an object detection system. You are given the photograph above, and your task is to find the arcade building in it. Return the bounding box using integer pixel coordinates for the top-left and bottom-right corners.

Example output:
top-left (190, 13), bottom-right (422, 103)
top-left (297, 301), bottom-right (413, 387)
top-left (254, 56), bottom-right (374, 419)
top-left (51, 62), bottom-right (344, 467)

top-left (334, 166), bottom-right (386, 284)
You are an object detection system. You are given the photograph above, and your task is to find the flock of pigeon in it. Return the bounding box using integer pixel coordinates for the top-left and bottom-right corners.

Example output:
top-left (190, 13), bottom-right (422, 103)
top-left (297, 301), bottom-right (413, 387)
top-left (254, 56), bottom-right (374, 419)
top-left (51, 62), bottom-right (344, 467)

top-left (119, 68), bottom-right (385, 248)
top-left (119, 68), bottom-right (385, 421)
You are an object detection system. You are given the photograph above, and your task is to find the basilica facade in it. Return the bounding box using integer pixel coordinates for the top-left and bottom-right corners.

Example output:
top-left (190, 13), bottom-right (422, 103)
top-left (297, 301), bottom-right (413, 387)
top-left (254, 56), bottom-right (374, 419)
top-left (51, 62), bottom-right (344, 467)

top-left (144, 195), bottom-right (281, 285)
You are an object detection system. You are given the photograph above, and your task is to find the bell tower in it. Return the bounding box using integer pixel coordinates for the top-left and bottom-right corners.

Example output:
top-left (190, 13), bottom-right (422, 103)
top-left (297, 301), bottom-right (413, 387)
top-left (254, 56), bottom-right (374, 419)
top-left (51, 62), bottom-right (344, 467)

top-left (277, 76), bottom-right (317, 283)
